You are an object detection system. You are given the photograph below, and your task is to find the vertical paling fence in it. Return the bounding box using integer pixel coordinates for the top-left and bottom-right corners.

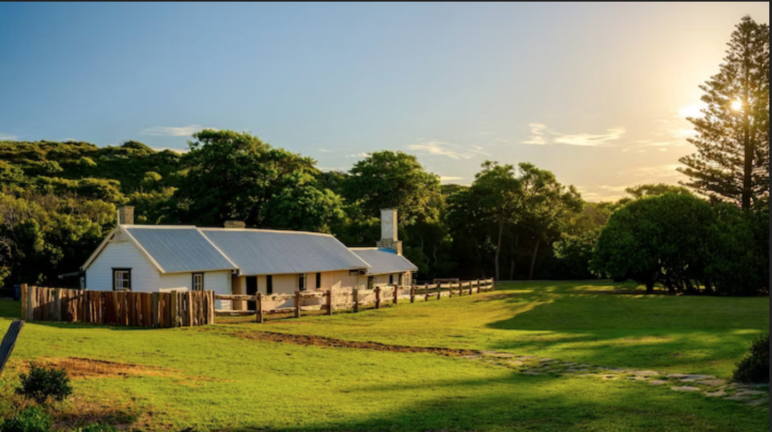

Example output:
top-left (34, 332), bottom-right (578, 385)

top-left (214, 278), bottom-right (495, 323)
top-left (19, 284), bottom-right (215, 328)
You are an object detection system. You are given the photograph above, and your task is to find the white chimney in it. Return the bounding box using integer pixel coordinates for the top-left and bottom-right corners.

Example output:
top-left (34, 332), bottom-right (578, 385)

top-left (376, 208), bottom-right (402, 255)
top-left (117, 206), bottom-right (134, 225)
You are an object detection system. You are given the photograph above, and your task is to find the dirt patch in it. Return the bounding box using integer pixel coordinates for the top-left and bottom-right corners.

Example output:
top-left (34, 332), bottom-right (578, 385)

top-left (219, 330), bottom-right (482, 357)
top-left (29, 357), bottom-right (178, 379)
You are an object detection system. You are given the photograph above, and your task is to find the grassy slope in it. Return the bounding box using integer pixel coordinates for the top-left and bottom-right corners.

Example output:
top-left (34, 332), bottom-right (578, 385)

top-left (222, 280), bottom-right (768, 378)
top-left (0, 280), bottom-right (767, 431)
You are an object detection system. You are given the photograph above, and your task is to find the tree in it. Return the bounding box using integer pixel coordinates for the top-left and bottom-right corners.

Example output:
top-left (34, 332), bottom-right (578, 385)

top-left (341, 151), bottom-right (441, 226)
top-left (678, 16), bottom-right (770, 209)
top-left (591, 194), bottom-right (716, 293)
top-left (174, 129), bottom-right (333, 229)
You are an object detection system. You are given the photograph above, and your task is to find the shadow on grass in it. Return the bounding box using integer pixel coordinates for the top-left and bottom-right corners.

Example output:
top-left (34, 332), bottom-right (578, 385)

top-left (213, 373), bottom-right (767, 432)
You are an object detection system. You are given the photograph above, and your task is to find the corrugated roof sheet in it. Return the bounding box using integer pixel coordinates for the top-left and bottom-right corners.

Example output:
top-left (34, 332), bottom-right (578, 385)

top-left (351, 248), bottom-right (418, 275)
top-left (200, 229), bottom-right (370, 275)
top-left (124, 227), bottom-right (236, 273)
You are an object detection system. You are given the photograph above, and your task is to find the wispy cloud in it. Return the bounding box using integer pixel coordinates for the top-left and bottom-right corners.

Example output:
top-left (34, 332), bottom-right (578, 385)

top-left (0, 133), bottom-right (18, 140)
top-left (406, 140), bottom-right (489, 160)
top-left (576, 185), bottom-right (629, 201)
top-left (139, 124), bottom-right (214, 137)
top-left (523, 123), bottom-right (625, 147)
top-left (150, 147), bottom-right (189, 154)
top-left (344, 152), bottom-right (369, 159)
top-left (316, 148), bottom-right (334, 153)
top-left (626, 164), bottom-right (683, 179)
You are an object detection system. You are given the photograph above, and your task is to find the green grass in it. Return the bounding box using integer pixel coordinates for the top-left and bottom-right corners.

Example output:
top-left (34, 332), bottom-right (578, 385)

top-left (0, 280), bottom-right (767, 431)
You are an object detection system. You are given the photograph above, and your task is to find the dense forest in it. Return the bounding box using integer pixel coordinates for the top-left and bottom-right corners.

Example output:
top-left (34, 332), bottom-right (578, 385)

top-left (0, 16), bottom-right (767, 296)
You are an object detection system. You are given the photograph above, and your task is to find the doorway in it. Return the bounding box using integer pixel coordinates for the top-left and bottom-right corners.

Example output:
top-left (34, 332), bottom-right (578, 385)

top-left (246, 276), bottom-right (257, 310)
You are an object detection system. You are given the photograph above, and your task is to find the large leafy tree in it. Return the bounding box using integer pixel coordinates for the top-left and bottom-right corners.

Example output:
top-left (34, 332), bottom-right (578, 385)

top-left (174, 130), bottom-right (338, 230)
top-left (678, 16), bottom-right (770, 209)
top-left (341, 151), bottom-right (441, 226)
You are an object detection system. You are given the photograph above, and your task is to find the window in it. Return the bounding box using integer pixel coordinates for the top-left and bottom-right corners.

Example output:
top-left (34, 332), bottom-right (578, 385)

top-left (298, 273), bottom-right (306, 291)
top-left (389, 274), bottom-right (394, 285)
top-left (316, 272), bottom-right (321, 289)
top-left (112, 268), bottom-right (131, 291)
top-left (192, 273), bottom-right (204, 291)
top-left (266, 275), bottom-right (273, 295)
top-left (367, 276), bottom-right (374, 290)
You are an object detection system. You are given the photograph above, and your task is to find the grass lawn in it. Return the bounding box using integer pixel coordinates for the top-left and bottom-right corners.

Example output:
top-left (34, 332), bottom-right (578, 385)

top-left (0, 280), bottom-right (767, 431)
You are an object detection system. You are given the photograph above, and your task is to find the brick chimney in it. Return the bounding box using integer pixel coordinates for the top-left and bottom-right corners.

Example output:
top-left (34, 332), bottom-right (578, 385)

top-left (117, 206), bottom-right (134, 225)
top-left (376, 208), bottom-right (402, 255)
top-left (224, 220), bottom-right (246, 229)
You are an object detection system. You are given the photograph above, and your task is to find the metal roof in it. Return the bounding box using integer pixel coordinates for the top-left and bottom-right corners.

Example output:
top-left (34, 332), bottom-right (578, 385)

top-left (124, 227), bottom-right (236, 274)
top-left (351, 248), bottom-right (418, 275)
top-left (200, 229), bottom-right (370, 275)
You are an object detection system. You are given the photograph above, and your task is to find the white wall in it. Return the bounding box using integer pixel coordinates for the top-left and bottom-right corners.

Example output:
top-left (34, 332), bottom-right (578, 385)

top-left (159, 270), bottom-right (232, 309)
top-left (85, 239), bottom-right (161, 292)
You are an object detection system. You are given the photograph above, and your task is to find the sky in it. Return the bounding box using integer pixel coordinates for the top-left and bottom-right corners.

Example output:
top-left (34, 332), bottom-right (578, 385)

top-left (0, 2), bottom-right (768, 201)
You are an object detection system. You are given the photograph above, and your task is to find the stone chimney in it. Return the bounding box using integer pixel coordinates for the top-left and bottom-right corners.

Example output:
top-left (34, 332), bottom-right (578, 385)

top-left (117, 206), bottom-right (134, 225)
top-left (224, 220), bottom-right (246, 229)
top-left (376, 208), bottom-right (402, 255)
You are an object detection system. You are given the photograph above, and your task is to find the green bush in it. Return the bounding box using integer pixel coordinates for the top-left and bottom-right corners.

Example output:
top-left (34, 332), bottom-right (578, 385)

top-left (16, 363), bottom-right (72, 405)
top-left (0, 406), bottom-right (52, 432)
top-left (733, 333), bottom-right (769, 383)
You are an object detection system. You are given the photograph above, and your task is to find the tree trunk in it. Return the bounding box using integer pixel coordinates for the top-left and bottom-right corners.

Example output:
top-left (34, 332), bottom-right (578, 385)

top-left (509, 234), bottom-right (518, 280)
top-left (494, 219), bottom-right (503, 281)
top-left (645, 281), bottom-right (654, 293)
top-left (528, 239), bottom-right (540, 280)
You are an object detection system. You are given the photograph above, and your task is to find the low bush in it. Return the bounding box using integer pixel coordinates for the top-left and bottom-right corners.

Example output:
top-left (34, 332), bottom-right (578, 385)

top-left (0, 406), bottom-right (52, 432)
top-left (16, 363), bottom-right (72, 405)
top-left (733, 333), bottom-right (770, 383)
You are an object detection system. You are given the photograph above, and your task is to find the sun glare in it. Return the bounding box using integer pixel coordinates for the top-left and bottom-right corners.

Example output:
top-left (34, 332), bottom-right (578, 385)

top-left (731, 100), bottom-right (743, 111)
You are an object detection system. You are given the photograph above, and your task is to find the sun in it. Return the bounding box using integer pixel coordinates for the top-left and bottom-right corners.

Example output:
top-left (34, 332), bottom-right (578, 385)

top-left (731, 100), bottom-right (743, 111)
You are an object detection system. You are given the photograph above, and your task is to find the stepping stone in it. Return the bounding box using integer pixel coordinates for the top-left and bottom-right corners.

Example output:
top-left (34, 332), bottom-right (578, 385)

top-left (745, 398), bottom-right (768, 406)
top-left (482, 351), bottom-right (516, 358)
top-left (565, 368), bottom-right (578, 372)
top-left (629, 370), bottom-right (661, 377)
top-left (522, 371), bottom-right (541, 375)
top-left (671, 386), bottom-right (701, 392)
top-left (460, 355), bottom-right (482, 360)
top-left (704, 390), bottom-right (726, 397)
top-left (696, 379), bottom-right (726, 387)
top-left (674, 374), bottom-right (715, 382)
top-left (506, 360), bottom-right (524, 366)
top-left (649, 380), bottom-right (667, 386)
top-left (735, 390), bottom-right (768, 397)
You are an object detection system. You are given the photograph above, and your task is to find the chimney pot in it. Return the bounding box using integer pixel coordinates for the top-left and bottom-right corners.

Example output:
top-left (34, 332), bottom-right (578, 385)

top-left (118, 206), bottom-right (134, 225)
top-left (224, 220), bottom-right (246, 229)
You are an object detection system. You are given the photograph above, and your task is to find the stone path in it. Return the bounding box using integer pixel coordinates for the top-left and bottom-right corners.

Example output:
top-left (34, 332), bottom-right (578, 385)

top-left (469, 350), bottom-right (769, 408)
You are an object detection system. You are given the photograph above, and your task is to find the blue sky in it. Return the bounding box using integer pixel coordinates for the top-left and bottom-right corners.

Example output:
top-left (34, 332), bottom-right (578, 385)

top-left (0, 2), bottom-right (768, 201)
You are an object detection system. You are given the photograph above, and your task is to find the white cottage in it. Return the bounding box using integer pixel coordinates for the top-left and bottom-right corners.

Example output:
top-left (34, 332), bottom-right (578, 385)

top-left (81, 207), bottom-right (417, 310)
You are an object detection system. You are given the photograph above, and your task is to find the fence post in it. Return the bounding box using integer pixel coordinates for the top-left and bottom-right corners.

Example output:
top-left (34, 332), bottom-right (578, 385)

top-left (448, 283), bottom-right (452, 298)
top-left (294, 291), bottom-right (301, 318)
top-left (424, 284), bottom-right (429, 301)
top-left (375, 286), bottom-right (381, 309)
top-left (437, 284), bottom-right (441, 300)
top-left (353, 288), bottom-right (359, 313)
top-left (410, 284), bottom-right (415, 303)
top-left (256, 293), bottom-right (263, 323)
top-left (325, 290), bottom-right (333, 316)
top-left (393, 285), bottom-right (398, 305)
top-left (20, 284), bottom-right (27, 321)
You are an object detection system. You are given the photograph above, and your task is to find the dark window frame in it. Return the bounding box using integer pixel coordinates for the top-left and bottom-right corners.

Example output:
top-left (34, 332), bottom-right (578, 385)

top-left (192, 272), bottom-right (205, 291)
top-left (298, 273), bottom-right (306, 291)
top-left (316, 272), bottom-right (321, 289)
top-left (389, 274), bottom-right (394, 285)
top-left (367, 276), bottom-right (374, 290)
top-left (266, 275), bottom-right (273, 295)
top-left (112, 268), bottom-right (132, 291)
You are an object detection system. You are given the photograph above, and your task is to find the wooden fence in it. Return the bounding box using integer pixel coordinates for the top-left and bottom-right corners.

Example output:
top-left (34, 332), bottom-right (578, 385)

top-left (215, 279), bottom-right (495, 323)
top-left (20, 284), bottom-right (215, 328)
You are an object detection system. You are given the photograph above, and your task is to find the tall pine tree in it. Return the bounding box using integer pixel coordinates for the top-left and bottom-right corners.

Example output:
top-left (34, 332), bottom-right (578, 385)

top-left (678, 16), bottom-right (769, 209)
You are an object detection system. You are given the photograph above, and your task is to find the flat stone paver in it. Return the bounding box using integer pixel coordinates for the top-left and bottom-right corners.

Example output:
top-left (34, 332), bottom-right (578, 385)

top-left (696, 379), bottom-right (726, 387)
top-left (745, 398), bottom-right (768, 406)
top-left (649, 380), bottom-right (668, 386)
top-left (671, 386), bottom-right (701, 392)
top-left (705, 390), bottom-right (727, 397)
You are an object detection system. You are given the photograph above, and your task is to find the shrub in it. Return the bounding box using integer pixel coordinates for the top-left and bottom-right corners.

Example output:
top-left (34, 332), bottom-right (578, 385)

top-left (16, 363), bottom-right (72, 405)
top-left (733, 333), bottom-right (770, 383)
top-left (0, 406), bottom-right (52, 432)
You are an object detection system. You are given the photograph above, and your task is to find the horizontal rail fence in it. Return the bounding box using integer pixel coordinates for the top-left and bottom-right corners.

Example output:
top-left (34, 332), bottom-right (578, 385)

top-left (215, 278), bottom-right (494, 323)
top-left (20, 284), bottom-right (214, 328)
